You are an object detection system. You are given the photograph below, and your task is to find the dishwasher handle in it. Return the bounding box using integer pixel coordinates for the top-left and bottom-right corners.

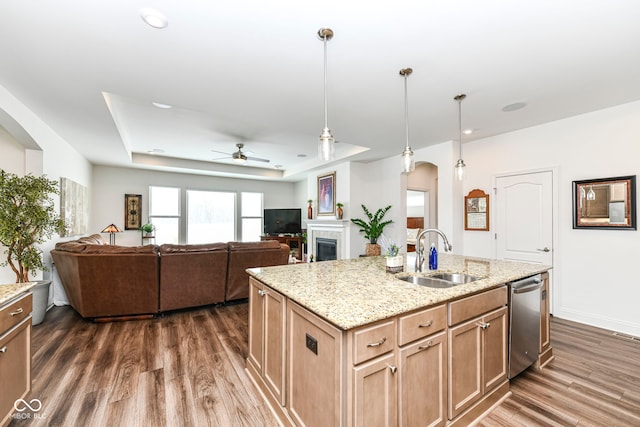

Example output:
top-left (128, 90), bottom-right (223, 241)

top-left (512, 278), bottom-right (542, 294)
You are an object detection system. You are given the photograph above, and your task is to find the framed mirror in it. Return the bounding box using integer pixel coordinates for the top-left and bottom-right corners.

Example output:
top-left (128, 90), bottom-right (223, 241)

top-left (572, 175), bottom-right (636, 230)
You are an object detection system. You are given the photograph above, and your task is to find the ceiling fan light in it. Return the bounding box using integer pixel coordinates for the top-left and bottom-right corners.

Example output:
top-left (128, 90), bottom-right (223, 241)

top-left (232, 152), bottom-right (247, 164)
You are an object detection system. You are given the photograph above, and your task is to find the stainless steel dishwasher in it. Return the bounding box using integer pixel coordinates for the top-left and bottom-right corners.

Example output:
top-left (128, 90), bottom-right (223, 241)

top-left (508, 274), bottom-right (542, 378)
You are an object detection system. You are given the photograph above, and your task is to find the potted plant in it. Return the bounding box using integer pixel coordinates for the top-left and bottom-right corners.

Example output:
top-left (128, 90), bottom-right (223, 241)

top-left (0, 170), bottom-right (67, 325)
top-left (350, 204), bottom-right (392, 256)
top-left (385, 242), bottom-right (403, 273)
top-left (336, 202), bottom-right (344, 219)
top-left (141, 222), bottom-right (156, 236)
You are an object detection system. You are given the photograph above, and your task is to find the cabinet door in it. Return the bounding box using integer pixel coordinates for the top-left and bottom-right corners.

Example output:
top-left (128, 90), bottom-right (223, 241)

top-left (353, 352), bottom-right (397, 427)
top-left (247, 278), bottom-right (264, 372)
top-left (482, 307), bottom-right (508, 392)
top-left (0, 318), bottom-right (31, 427)
top-left (288, 302), bottom-right (343, 427)
top-left (263, 286), bottom-right (286, 405)
top-left (540, 272), bottom-right (550, 352)
top-left (399, 332), bottom-right (447, 427)
top-left (448, 319), bottom-right (482, 419)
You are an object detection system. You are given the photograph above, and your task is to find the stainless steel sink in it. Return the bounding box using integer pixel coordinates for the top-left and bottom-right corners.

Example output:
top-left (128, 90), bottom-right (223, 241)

top-left (397, 272), bottom-right (480, 288)
top-left (430, 273), bottom-right (480, 284)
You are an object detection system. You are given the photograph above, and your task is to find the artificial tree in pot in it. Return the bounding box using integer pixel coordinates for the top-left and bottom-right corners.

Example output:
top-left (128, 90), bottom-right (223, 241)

top-left (0, 169), bottom-right (66, 283)
top-left (350, 204), bottom-right (392, 256)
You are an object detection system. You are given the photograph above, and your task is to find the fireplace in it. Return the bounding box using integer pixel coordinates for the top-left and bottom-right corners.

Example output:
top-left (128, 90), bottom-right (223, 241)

top-left (316, 238), bottom-right (337, 261)
top-left (306, 219), bottom-right (350, 260)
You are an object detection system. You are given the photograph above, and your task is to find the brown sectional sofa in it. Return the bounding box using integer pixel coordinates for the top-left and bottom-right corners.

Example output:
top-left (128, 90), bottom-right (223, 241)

top-left (51, 234), bottom-right (289, 320)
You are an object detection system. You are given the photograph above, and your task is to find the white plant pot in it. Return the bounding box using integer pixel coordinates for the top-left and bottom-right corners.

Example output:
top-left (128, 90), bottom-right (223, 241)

top-left (386, 255), bottom-right (404, 273)
top-left (31, 280), bottom-right (51, 326)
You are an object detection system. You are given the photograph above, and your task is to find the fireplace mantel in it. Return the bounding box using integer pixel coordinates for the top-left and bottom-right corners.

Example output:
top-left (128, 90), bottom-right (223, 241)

top-left (306, 219), bottom-right (350, 260)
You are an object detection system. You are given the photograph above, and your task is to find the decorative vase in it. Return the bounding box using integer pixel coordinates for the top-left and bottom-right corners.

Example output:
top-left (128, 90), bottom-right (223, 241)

top-left (337, 206), bottom-right (343, 219)
top-left (307, 204), bottom-right (313, 220)
top-left (386, 255), bottom-right (404, 273)
top-left (365, 243), bottom-right (381, 257)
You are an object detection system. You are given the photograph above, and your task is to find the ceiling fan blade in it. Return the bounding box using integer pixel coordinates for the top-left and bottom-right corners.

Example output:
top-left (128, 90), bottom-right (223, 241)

top-left (211, 156), bottom-right (231, 161)
top-left (211, 149), bottom-right (231, 156)
top-left (246, 156), bottom-right (270, 163)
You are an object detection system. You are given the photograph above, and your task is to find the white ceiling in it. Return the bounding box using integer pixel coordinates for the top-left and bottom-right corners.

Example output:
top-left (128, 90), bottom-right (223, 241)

top-left (2, 1), bottom-right (640, 181)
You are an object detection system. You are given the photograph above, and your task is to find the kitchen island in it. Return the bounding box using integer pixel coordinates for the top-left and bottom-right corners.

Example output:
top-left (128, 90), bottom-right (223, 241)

top-left (246, 254), bottom-right (551, 427)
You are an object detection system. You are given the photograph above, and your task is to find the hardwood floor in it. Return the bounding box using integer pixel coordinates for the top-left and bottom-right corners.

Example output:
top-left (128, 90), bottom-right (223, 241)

top-left (9, 305), bottom-right (640, 427)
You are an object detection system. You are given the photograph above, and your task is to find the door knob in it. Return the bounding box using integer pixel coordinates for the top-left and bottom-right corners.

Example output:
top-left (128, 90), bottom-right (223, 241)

top-left (536, 247), bottom-right (551, 252)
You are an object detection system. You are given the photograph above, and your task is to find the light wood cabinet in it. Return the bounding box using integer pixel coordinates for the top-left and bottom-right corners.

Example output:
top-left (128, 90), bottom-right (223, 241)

top-left (537, 271), bottom-right (554, 368)
top-left (0, 292), bottom-right (32, 427)
top-left (398, 331), bottom-right (447, 427)
top-left (448, 287), bottom-right (508, 420)
top-left (247, 280), bottom-right (526, 427)
top-left (288, 301), bottom-right (343, 427)
top-left (247, 277), bottom-right (286, 406)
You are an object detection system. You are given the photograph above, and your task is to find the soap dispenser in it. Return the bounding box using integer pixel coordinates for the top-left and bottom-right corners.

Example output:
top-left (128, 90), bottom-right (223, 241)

top-left (428, 243), bottom-right (438, 270)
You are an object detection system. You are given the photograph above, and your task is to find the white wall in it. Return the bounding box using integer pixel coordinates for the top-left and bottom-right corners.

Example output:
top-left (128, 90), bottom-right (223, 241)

top-left (461, 100), bottom-right (640, 336)
top-left (0, 84), bottom-right (92, 285)
top-left (92, 165), bottom-right (298, 246)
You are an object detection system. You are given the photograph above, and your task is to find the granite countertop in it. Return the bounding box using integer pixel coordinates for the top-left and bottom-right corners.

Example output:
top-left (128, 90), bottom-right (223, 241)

top-left (248, 254), bottom-right (551, 330)
top-left (0, 283), bottom-right (37, 306)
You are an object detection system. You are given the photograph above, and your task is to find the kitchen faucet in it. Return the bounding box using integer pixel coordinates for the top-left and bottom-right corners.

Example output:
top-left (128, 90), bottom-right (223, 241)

top-left (415, 228), bottom-right (452, 272)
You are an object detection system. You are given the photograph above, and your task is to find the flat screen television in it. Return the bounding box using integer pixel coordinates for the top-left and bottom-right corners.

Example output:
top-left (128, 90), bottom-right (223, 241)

top-left (264, 208), bottom-right (302, 235)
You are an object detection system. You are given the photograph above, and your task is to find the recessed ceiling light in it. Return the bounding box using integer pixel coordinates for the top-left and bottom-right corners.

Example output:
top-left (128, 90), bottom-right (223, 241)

top-left (148, 148), bottom-right (165, 154)
top-left (140, 8), bottom-right (168, 29)
top-left (463, 128), bottom-right (473, 135)
top-left (502, 102), bottom-right (527, 112)
top-left (274, 165), bottom-right (283, 169)
top-left (151, 102), bottom-right (172, 109)
top-left (297, 154), bottom-right (307, 158)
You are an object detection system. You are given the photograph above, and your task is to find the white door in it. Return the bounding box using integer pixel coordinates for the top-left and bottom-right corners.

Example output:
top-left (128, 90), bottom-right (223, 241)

top-left (495, 171), bottom-right (553, 266)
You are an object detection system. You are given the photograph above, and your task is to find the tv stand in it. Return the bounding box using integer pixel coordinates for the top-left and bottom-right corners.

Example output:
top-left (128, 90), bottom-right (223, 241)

top-left (261, 235), bottom-right (302, 259)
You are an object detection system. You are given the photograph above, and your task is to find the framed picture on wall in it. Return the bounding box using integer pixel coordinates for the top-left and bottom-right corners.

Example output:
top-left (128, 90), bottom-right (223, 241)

top-left (317, 172), bottom-right (336, 216)
top-left (124, 194), bottom-right (142, 230)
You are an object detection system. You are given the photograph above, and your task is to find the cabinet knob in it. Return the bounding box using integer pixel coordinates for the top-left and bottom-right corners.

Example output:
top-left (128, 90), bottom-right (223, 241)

top-left (418, 320), bottom-right (433, 328)
top-left (10, 307), bottom-right (24, 316)
top-left (388, 365), bottom-right (397, 374)
top-left (366, 337), bottom-right (387, 348)
top-left (477, 322), bottom-right (490, 330)
top-left (0, 346), bottom-right (7, 353)
top-left (258, 290), bottom-right (267, 297)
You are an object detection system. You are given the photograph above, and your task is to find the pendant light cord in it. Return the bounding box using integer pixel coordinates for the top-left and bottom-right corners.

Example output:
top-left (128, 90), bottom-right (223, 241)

top-left (323, 34), bottom-right (329, 129)
top-left (458, 98), bottom-right (462, 159)
top-left (404, 74), bottom-right (410, 150)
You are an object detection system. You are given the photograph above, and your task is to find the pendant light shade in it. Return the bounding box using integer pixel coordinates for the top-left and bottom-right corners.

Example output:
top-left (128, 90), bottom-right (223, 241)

top-left (400, 68), bottom-right (415, 173)
top-left (318, 28), bottom-right (335, 161)
top-left (454, 94), bottom-right (467, 181)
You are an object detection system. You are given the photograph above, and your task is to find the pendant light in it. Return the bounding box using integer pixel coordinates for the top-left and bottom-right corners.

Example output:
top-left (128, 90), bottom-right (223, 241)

top-left (318, 28), bottom-right (335, 161)
top-left (400, 68), bottom-right (415, 173)
top-left (454, 94), bottom-right (467, 181)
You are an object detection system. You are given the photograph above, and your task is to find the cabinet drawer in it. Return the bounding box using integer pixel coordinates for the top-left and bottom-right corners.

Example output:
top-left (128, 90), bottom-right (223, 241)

top-left (398, 304), bottom-right (446, 346)
top-left (352, 319), bottom-right (396, 365)
top-left (448, 286), bottom-right (507, 326)
top-left (0, 293), bottom-right (32, 334)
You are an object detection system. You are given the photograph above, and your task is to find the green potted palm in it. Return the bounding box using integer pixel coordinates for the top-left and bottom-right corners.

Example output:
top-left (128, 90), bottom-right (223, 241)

top-left (350, 204), bottom-right (392, 256)
top-left (0, 170), bottom-right (67, 324)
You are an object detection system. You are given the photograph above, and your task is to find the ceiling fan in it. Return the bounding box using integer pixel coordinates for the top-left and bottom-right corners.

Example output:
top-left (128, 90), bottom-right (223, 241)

top-left (212, 143), bottom-right (270, 165)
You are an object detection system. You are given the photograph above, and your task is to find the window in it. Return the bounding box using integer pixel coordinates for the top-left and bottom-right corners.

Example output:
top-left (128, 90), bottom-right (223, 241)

top-left (148, 186), bottom-right (263, 244)
top-left (187, 190), bottom-right (235, 243)
top-left (149, 186), bottom-right (180, 244)
top-left (241, 192), bottom-right (263, 242)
